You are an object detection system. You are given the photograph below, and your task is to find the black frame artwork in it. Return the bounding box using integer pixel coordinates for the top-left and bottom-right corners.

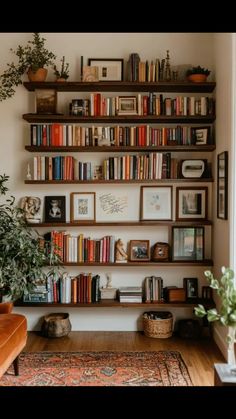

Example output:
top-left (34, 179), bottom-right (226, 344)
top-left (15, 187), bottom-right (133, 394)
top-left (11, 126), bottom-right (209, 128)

top-left (217, 151), bottom-right (228, 220)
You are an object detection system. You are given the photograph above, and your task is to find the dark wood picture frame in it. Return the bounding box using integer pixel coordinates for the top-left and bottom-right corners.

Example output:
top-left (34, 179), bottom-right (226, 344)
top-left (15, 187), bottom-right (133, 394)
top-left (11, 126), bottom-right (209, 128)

top-left (183, 277), bottom-right (198, 300)
top-left (70, 192), bottom-right (96, 223)
top-left (191, 126), bottom-right (211, 145)
top-left (217, 151), bottom-right (228, 219)
top-left (172, 227), bottom-right (204, 261)
top-left (44, 196), bottom-right (66, 223)
top-left (88, 58), bottom-right (124, 81)
top-left (129, 240), bottom-right (150, 262)
top-left (176, 186), bottom-right (208, 221)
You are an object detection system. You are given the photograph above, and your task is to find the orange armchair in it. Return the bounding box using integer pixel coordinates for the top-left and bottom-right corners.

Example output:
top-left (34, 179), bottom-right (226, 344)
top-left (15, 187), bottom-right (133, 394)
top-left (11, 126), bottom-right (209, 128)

top-left (0, 302), bottom-right (27, 379)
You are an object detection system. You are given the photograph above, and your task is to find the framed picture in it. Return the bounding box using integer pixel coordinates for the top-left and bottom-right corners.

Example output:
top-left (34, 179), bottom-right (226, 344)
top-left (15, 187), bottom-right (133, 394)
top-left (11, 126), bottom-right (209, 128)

top-left (176, 187), bottom-right (208, 221)
top-left (70, 192), bottom-right (95, 223)
top-left (88, 58), bottom-right (124, 81)
top-left (183, 278), bottom-right (198, 300)
top-left (35, 89), bottom-right (57, 114)
top-left (129, 240), bottom-right (150, 262)
top-left (181, 159), bottom-right (206, 178)
top-left (172, 227), bottom-right (204, 261)
top-left (217, 151), bottom-right (228, 219)
top-left (117, 96), bottom-right (137, 115)
top-left (44, 196), bottom-right (66, 223)
top-left (140, 186), bottom-right (172, 221)
top-left (96, 190), bottom-right (138, 222)
top-left (192, 127), bottom-right (210, 145)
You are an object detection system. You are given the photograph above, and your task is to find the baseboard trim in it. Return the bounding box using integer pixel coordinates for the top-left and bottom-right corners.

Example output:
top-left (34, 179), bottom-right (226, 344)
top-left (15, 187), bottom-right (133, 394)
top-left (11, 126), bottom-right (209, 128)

top-left (213, 326), bottom-right (227, 361)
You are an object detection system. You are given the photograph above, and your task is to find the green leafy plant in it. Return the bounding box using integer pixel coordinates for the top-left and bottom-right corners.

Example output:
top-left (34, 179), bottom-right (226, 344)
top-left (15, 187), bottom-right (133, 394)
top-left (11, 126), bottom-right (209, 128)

top-left (0, 33), bottom-right (56, 101)
top-left (53, 56), bottom-right (70, 80)
top-left (186, 66), bottom-right (211, 77)
top-left (0, 174), bottom-right (61, 301)
top-left (195, 267), bottom-right (236, 361)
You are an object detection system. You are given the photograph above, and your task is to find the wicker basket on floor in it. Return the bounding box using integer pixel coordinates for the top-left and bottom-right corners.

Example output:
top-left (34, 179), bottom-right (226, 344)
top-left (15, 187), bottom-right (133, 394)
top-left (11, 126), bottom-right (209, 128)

top-left (143, 311), bottom-right (173, 339)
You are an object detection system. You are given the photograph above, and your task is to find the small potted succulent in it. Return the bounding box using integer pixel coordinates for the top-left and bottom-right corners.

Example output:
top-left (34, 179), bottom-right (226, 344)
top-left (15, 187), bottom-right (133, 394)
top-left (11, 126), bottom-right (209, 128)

top-left (186, 65), bottom-right (211, 83)
top-left (53, 56), bottom-right (70, 82)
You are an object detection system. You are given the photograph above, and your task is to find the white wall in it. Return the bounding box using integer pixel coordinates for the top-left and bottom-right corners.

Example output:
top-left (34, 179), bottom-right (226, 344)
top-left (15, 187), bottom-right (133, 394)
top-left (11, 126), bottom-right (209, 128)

top-left (212, 33), bottom-right (233, 361)
top-left (0, 33), bottom-right (215, 331)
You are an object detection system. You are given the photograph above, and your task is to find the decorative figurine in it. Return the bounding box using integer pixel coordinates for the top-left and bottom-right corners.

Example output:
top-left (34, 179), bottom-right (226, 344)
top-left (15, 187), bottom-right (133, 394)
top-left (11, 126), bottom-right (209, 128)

top-left (115, 238), bottom-right (128, 263)
top-left (164, 50), bottom-right (171, 81)
top-left (20, 196), bottom-right (42, 223)
top-left (26, 163), bottom-right (32, 180)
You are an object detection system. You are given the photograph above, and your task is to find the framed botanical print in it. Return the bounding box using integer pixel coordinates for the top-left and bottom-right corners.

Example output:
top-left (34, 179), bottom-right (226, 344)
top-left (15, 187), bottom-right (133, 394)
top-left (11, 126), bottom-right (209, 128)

top-left (140, 186), bottom-right (172, 221)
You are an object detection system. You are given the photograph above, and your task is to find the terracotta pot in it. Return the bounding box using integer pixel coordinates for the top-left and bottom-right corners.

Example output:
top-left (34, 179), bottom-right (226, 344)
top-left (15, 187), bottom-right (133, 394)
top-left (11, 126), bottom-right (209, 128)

top-left (27, 68), bottom-right (48, 82)
top-left (188, 74), bottom-right (207, 83)
top-left (56, 78), bottom-right (67, 82)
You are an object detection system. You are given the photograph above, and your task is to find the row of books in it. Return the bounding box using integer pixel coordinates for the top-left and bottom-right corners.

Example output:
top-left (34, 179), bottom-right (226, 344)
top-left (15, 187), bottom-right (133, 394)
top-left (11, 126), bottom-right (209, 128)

top-left (30, 124), bottom-right (209, 148)
top-left (67, 94), bottom-right (215, 117)
top-left (45, 231), bottom-right (116, 263)
top-left (127, 54), bottom-right (162, 82)
top-left (144, 276), bottom-right (164, 303)
top-left (24, 273), bottom-right (101, 304)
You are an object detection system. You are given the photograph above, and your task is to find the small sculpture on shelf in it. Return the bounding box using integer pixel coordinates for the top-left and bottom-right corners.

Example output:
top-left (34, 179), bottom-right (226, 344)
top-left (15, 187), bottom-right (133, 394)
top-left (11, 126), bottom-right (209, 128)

top-left (100, 274), bottom-right (117, 300)
top-left (115, 238), bottom-right (128, 263)
top-left (20, 196), bottom-right (42, 223)
top-left (53, 56), bottom-right (70, 81)
top-left (164, 50), bottom-right (171, 81)
top-left (26, 163), bottom-right (32, 180)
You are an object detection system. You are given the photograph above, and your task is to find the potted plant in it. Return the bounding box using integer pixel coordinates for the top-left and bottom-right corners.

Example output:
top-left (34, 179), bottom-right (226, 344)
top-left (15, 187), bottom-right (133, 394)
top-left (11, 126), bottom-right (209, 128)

top-left (0, 33), bottom-right (56, 101)
top-left (186, 65), bottom-right (211, 83)
top-left (0, 174), bottom-right (61, 302)
top-left (195, 267), bottom-right (236, 365)
top-left (53, 56), bottom-right (70, 81)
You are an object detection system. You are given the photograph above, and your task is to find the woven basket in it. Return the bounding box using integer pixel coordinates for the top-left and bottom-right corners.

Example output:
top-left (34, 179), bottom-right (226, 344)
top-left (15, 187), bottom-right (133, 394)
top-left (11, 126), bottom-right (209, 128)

top-left (143, 311), bottom-right (173, 339)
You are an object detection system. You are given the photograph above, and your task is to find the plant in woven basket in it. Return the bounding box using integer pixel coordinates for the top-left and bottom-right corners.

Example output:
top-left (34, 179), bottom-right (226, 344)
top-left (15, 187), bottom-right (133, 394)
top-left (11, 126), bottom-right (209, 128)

top-left (0, 174), bottom-right (61, 301)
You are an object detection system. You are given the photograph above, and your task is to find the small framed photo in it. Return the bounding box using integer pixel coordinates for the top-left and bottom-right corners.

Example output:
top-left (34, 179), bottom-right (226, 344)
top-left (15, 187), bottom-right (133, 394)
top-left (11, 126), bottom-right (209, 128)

top-left (217, 151), bottom-right (228, 219)
top-left (88, 58), bottom-right (124, 81)
top-left (35, 89), bottom-right (57, 114)
top-left (140, 186), bottom-right (172, 221)
top-left (183, 278), bottom-right (198, 300)
top-left (70, 192), bottom-right (95, 223)
top-left (129, 240), bottom-right (150, 262)
top-left (44, 196), bottom-right (66, 223)
top-left (181, 159), bottom-right (206, 178)
top-left (192, 127), bottom-right (210, 145)
top-left (172, 227), bottom-right (204, 261)
top-left (176, 187), bottom-right (208, 221)
top-left (118, 96), bottom-right (137, 115)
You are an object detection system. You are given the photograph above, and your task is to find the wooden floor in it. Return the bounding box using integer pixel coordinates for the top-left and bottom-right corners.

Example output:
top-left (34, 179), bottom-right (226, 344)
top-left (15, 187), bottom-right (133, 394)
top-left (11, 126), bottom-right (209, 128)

top-left (25, 331), bottom-right (225, 386)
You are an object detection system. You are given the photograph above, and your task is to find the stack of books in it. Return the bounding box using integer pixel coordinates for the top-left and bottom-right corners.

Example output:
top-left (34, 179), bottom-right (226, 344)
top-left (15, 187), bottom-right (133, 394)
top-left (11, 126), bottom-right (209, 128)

top-left (118, 286), bottom-right (142, 303)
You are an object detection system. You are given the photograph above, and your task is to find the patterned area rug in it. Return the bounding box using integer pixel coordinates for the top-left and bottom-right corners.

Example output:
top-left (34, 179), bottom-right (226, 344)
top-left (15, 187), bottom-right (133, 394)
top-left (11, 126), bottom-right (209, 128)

top-left (0, 351), bottom-right (192, 386)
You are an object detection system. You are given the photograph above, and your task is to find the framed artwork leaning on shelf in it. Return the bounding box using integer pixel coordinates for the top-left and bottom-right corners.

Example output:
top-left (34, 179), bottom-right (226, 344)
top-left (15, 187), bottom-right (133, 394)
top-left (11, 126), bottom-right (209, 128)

top-left (183, 277), bottom-right (198, 301)
top-left (129, 240), bottom-right (150, 262)
top-left (35, 89), bottom-right (57, 114)
top-left (117, 96), bottom-right (137, 115)
top-left (44, 196), bottom-right (66, 223)
top-left (217, 151), bottom-right (228, 219)
top-left (140, 186), bottom-right (172, 221)
top-left (96, 190), bottom-right (138, 222)
top-left (88, 58), bottom-right (124, 81)
top-left (172, 227), bottom-right (204, 261)
top-left (191, 126), bottom-right (211, 145)
top-left (70, 192), bottom-right (95, 223)
top-left (176, 187), bottom-right (208, 221)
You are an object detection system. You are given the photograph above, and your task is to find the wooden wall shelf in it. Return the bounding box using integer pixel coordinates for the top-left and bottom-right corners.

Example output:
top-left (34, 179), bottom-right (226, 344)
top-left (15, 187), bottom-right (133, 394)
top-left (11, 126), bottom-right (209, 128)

top-left (28, 220), bottom-right (213, 227)
top-left (25, 178), bottom-right (214, 184)
top-left (25, 145), bottom-right (216, 153)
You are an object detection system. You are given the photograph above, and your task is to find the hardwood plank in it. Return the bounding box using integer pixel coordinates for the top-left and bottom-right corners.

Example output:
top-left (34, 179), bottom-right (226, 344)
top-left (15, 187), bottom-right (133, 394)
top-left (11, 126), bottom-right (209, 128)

top-left (24, 331), bottom-right (224, 386)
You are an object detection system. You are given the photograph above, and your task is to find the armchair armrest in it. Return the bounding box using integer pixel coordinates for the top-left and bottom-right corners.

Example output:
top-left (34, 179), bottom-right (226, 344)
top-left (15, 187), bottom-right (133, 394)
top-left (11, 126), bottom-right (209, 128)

top-left (0, 302), bottom-right (13, 313)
